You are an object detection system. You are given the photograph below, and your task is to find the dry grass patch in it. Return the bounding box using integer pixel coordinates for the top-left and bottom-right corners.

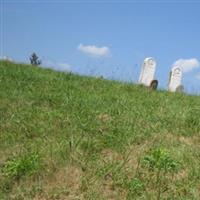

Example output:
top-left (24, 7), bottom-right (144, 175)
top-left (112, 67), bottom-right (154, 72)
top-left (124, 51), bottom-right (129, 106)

top-left (124, 140), bottom-right (153, 172)
top-left (173, 169), bottom-right (188, 181)
top-left (101, 149), bottom-right (122, 163)
top-left (178, 135), bottom-right (200, 146)
top-left (32, 166), bottom-right (83, 200)
top-left (101, 179), bottom-right (126, 200)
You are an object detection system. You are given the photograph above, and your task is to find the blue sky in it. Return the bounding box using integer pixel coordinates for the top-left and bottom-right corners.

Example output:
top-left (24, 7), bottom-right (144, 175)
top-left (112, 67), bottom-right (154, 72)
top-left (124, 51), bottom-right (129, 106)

top-left (1, 0), bottom-right (200, 94)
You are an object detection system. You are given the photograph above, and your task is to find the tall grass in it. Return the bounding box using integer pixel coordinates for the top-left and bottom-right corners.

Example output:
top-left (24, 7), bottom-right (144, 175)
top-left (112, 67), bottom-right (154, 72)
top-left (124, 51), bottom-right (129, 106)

top-left (0, 60), bottom-right (200, 199)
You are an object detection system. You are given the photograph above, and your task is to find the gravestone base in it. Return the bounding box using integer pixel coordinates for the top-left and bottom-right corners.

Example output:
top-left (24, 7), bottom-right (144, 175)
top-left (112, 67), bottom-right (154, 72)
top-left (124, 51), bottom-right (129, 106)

top-left (150, 80), bottom-right (158, 90)
top-left (176, 85), bottom-right (184, 93)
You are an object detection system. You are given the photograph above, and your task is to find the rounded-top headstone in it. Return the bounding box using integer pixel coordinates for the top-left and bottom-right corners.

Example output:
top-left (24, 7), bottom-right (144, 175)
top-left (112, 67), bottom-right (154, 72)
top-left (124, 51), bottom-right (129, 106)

top-left (168, 66), bottom-right (183, 92)
top-left (138, 57), bottom-right (157, 87)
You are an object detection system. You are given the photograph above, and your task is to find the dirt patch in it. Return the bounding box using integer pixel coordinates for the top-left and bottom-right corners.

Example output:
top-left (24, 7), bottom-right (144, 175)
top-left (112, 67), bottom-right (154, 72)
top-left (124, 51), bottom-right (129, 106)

top-left (124, 140), bottom-right (152, 171)
top-left (101, 177), bottom-right (126, 200)
top-left (173, 169), bottom-right (188, 181)
top-left (97, 114), bottom-right (112, 122)
top-left (101, 180), bottom-right (118, 200)
top-left (178, 136), bottom-right (199, 146)
top-left (0, 144), bottom-right (22, 165)
top-left (33, 166), bottom-right (83, 200)
top-left (163, 133), bottom-right (199, 146)
top-left (101, 149), bottom-right (122, 163)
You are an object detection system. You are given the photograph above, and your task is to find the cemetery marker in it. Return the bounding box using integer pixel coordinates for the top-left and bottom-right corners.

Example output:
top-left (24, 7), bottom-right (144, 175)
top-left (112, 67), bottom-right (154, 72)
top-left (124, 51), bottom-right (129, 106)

top-left (168, 66), bottom-right (183, 92)
top-left (139, 57), bottom-right (158, 89)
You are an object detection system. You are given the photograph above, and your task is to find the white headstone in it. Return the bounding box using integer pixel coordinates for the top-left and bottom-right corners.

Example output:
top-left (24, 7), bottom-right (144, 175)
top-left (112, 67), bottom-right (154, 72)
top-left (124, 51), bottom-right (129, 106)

top-left (138, 57), bottom-right (156, 86)
top-left (168, 66), bottom-right (183, 92)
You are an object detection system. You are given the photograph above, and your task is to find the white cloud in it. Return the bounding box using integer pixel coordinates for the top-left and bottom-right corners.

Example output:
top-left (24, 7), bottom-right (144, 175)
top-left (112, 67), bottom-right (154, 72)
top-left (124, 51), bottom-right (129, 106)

top-left (78, 43), bottom-right (111, 57)
top-left (56, 63), bottom-right (71, 71)
top-left (0, 55), bottom-right (13, 61)
top-left (173, 58), bottom-right (200, 73)
top-left (196, 74), bottom-right (200, 80)
top-left (42, 60), bottom-right (71, 72)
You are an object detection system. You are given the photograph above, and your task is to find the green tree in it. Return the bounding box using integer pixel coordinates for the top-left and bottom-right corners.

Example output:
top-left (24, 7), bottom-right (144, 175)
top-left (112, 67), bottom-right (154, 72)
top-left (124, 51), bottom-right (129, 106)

top-left (30, 53), bottom-right (41, 66)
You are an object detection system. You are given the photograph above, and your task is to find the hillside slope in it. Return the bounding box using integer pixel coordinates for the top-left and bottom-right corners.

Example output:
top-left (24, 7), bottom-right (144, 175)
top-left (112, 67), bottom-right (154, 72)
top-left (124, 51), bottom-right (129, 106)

top-left (0, 61), bottom-right (200, 200)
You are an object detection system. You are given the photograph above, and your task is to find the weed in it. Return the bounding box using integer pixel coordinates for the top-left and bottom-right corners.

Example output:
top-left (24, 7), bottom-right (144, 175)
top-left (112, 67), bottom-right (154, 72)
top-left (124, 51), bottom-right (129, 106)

top-left (126, 177), bottom-right (144, 196)
top-left (2, 152), bottom-right (42, 179)
top-left (142, 148), bottom-right (178, 200)
top-left (143, 148), bottom-right (178, 172)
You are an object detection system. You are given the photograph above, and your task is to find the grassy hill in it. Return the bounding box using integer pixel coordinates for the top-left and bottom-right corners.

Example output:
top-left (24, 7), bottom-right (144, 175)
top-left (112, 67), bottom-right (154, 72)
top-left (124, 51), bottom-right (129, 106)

top-left (0, 60), bottom-right (200, 200)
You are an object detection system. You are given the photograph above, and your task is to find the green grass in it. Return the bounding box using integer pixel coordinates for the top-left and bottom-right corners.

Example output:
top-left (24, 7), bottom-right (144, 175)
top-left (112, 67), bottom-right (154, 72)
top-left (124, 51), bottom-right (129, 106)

top-left (0, 60), bottom-right (200, 199)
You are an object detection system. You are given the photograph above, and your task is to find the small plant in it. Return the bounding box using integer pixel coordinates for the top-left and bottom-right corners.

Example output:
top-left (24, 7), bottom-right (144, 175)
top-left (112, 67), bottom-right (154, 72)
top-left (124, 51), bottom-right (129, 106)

top-left (143, 148), bottom-right (177, 172)
top-left (142, 148), bottom-right (178, 200)
top-left (126, 177), bottom-right (144, 197)
top-left (2, 152), bottom-right (42, 180)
